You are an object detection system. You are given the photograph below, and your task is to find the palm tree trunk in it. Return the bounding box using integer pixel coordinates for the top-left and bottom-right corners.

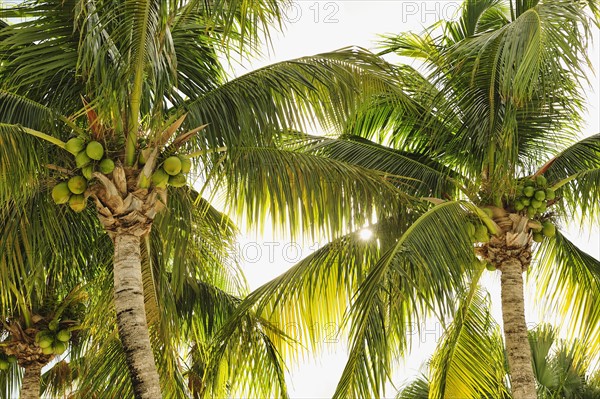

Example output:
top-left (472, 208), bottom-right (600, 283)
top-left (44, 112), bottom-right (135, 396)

top-left (20, 363), bottom-right (42, 399)
top-left (113, 233), bottom-right (162, 399)
top-left (500, 257), bottom-right (537, 399)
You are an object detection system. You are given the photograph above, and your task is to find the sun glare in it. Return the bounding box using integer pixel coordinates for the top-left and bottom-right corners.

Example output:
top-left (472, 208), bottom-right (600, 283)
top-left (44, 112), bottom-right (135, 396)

top-left (359, 228), bottom-right (373, 240)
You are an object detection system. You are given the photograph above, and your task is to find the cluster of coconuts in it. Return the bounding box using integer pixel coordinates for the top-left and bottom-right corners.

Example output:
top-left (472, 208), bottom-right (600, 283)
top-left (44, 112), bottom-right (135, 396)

top-left (34, 319), bottom-right (71, 356)
top-left (0, 352), bottom-right (17, 371)
top-left (51, 138), bottom-right (115, 212)
top-left (150, 155), bottom-right (191, 188)
top-left (513, 175), bottom-right (555, 218)
top-left (530, 221), bottom-right (556, 243)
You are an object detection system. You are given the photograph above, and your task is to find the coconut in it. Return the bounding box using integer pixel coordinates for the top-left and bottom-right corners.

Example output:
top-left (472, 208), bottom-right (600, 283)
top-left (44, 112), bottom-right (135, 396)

top-left (38, 337), bottom-right (53, 349)
top-left (523, 186), bottom-right (535, 197)
top-left (69, 194), bottom-right (87, 213)
top-left (49, 320), bottom-right (60, 331)
top-left (522, 197), bottom-right (531, 206)
top-left (485, 263), bottom-right (496, 272)
top-left (53, 342), bottom-right (67, 355)
top-left (527, 206), bottom-right (537, 219)
top-left (536, 175), bottom-right (547, 187)
top-left (524, 179), bottom-right (535, 187)
top-left (152, 169), bottom-right (169, 188)
top-left (7, 355), bottom-right (16, 364)
top-left (465, 221), bottom-right (476, 237)
top-left (0, 360), bottom-right (8, 370)
top-left (474, 224), bottom-right (489, 242)
top-left (542, 222), bottom-right (556, 238)
top-left (531, 199), bottom-right (542, 209)
top-left (532, 232), bottom-right (544, 243)
top-left (57, 329), bottom-right (71, 342)
top-left (179, 156), bottom-right (192, 174)
top-left (68, 176), bottom-right (87, 194)
top-left (86, 141), bottom-right (104, 160)
top-left (75, 151), bottom-right (92, 168)
top-left (42, 346), bottom-right (54, 355)
top-left (52, 182), bottom-right (71, 204)
top-left (163, 156), bottom-right (182, 176)
top-left (82, 165), bottom-right (94, 180)
top-left (168, 173), bottom-right (186, 187)
top-left (538, 202), bottom-right (547, 213)
top-left (99, 158), bottom-right (115, 174)
top-left (65, 137), bottom-right (85, 155)
top-left (545, 188), bottom-right (556, 200)
top-left (534, 190), bottom-right (546, 201)
top-left (514, 200), bottom-right (525, 211)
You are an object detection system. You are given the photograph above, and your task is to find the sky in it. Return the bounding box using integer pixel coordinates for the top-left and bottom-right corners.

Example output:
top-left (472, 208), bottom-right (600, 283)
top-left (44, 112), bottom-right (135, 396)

top-left (223, 2), bottom-right (600, 397)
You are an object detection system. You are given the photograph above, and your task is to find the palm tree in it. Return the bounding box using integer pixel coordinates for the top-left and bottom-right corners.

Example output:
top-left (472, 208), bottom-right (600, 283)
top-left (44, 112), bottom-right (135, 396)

top-left (0, 185), bottom-right (296, 398)
top-left (0, 0), bottom-right (405, 396)
top-left (218, 1), bottom-right (600, 398)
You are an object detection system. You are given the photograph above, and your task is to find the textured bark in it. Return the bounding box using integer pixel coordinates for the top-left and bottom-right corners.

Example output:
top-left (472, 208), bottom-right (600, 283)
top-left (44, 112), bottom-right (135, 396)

top-left (113, 233), bottom-right (161, 399)
top-left (500, 258), bottom-right (537, 399)
top-left (20, 363), bottom-right (42, 399)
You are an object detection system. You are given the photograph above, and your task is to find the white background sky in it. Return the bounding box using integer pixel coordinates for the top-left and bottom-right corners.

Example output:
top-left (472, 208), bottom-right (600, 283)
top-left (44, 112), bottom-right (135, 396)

top-left (224, 2), bottom-right (600, 397)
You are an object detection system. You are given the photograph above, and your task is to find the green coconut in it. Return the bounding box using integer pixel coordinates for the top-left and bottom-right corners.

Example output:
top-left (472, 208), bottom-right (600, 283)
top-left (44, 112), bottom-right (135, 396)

top-left (532, 232), bottom-right (544, 243)
top-left (485, 263), bottom-right (496, 272)
top-left (99, 158), bottom-right (115, 174)
top-left (179, 156), bottom-right (192, 174)
top-left (534, 190), bottom-right (546, 201)
top-left (535, 175), bottom-right (547, 187)
top-left (65, 137), bottom-right (85, 155)
top-left (82, 164), bottom-right (94, 180)
top-left (42, 346), bottom-right (54, 355)
top-left (7, 355), bottom-right (16, 364)
top-left (527, 206), bottom-right (537, 219)
top-left (522, 197), bottom-right (531, 206)
top-left (474, 224), bottom-right (489, 242)
top-left (163, 156), bottom-right (182, 176)
top-left (538, 202), bottom-right (547, 213)
top-left (152, 169), bottom-right (169, 188)
top-left (531, 199), bottom-right (542, 209)
top-left (545, 188), bottom-right (556, 200)
top-left (524, 179), bottom-right (535, 187)
top-left (0, 360), bottom-right (8, 371)
top-left (168, 173), bottom-right (186, 187)
top-left (523, 186), bottom-right (535, 197)
top-left (465, 221), bottom-right (476, 237)
top-left (68, 176), bottom-right (87, 194)
top-left (75, 151), bottom-right (92, 168)
top-left (38, 337), bottom-right (53, 349)
top-left (86, 141), bottom-right (104, 160)
top-left (49, 320), bottom-right (60, 331)
top-left (57, 329), bottom-right (71, 342)
top-left (69, 194), bottom-right (86, 213)
top-left (514, 200), bottom-right (525, 211)
top-left (53, 342), bottom-right (67, 355)
top-left (51, 182), bottom-right (71, 204)
top-left (542, 222), bottom-right (556, 238)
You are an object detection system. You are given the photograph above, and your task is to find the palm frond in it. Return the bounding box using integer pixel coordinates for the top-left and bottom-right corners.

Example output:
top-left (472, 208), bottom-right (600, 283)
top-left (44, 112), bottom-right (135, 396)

top-left (219, 145), bottom-right (414, 239)
top-left (183, 49), bottom-right (393, 150)
top-left (333, 201), bottom-right (483, 398)
top-left (542, 134), bottom-right (600, 226)
top-left (429, 281), bottom-right (509, 399)
top-left (282, 132), bottom-right (461, 199)
top-left (531, 230), bottom-right (600, 356)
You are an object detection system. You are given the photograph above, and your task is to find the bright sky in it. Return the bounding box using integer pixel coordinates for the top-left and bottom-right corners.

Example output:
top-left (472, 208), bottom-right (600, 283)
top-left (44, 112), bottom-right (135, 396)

top-left (226, 2), bottom-right (600, 397)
